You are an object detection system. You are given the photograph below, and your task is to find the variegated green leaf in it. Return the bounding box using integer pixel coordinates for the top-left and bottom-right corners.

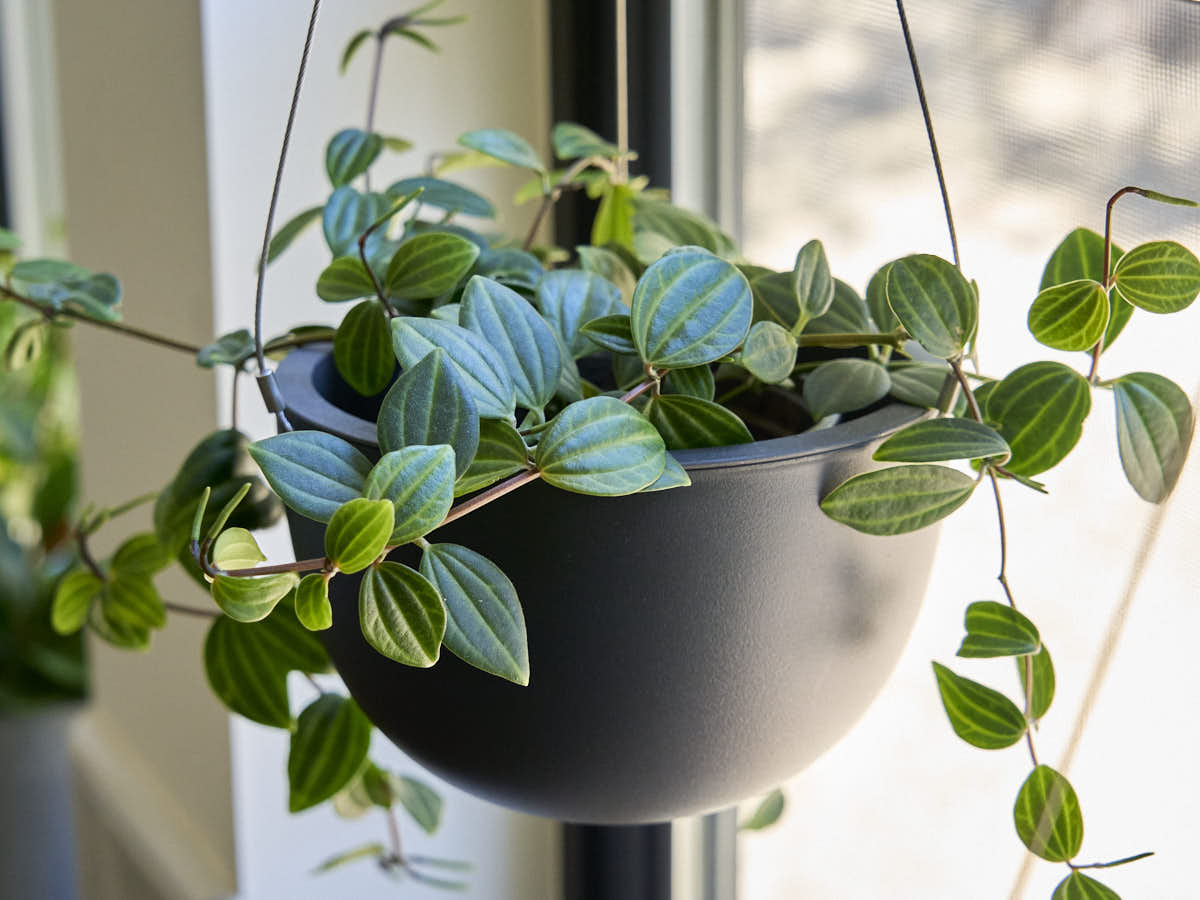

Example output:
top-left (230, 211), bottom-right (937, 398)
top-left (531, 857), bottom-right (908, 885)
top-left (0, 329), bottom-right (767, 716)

top-left (325, 498), bottom-right (394, 573)
top-left (885, 254), bottom-right (977, 359)
top-left (644, 394), bottom-right (752, 450)
top-left (873, 418), bottom-right (1009, 464)
top-left (326, 129), bottom-right (383, 187)
top-left (391, 317), bottom-right (515, 419)
top-left (985, 362), bottom-right (1091, 477)
top-left (288, 695), bottom-right (372, 812)
top-left (956, 600), bottom-right (1040, 658)
top-left (295, 573), bottom-right (333, 631)
top-left (211, 572), bottom-right (299, 623)
top-left (454, 419), bottom-right (529, 496)
top-left (334, 300), bottom-right (394, 396)
top-left (364, 445), bottom-right (456, 543)
top-left (1112, 372), bottom-right (1195, 502)
top-left (931, 662), bottom-right (1027, 750)
top-left (359, 562), bottom-right (446, 666)
top-left (803, 358), bottom-right (891, 420)
top-left (1113, 240), bottom-right (1200, 314)
top-left (536, 396), bottom-right (666, 495)
top-left (384, 232), bottom-right (480, 301)
top-left (738, 321), bottom-right (797, 383)
top-left (248, 431), bottom-right (372, 523)
top-left (1027, 280), bottom-right (1109, 352)
top-left (821, 464), bottom-right (977, 535)
top-left (536, 269), bottom-right (626, 358)
top-left (377, 348), bottom-right (479, 478)
top-left (1014, 765), bottom-right (1084, 862)
top-left (51, 569), bottom-right (103, 635)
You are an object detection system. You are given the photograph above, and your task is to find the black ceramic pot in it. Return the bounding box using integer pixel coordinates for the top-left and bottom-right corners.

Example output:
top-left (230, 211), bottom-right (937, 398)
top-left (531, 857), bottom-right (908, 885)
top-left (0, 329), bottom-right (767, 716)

top-left (276, 346), bottom-right (939, 825)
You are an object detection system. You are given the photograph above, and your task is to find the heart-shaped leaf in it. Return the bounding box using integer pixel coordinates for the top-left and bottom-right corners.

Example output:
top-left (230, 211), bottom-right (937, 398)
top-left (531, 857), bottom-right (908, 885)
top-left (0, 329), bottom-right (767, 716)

top-left (1112, 371), bottom-right (1194, 502)
top-left (931, 662), bottom-right (1027, 750)
top-left (985, 362), bottom-right (1092, 477)
top-left (325, 498), bottom-right (395, 573)
top-left (359, 561), bottom-right (446, 666)
top-left (578, 314), bottom-right (636, 356)
top-left (1027, 280), bottom-right (1109, 352)
top-left (1014, 765), bottom-right (1084, 862)
top-left (552, 121), bottom-right (621, 159)
top-left (377, 348), bottom-right (479, 477)
top-left (821, 464), bottom-right (977, 535)
top-left (52, 570), bottom-right (103, 635)
top-left (384, 232), bottom-right (480, 301)
top-left (288, 694), bottom-right (372, 812)
top-left (323, 186), bottom-right (390, 258)
top-left (334, 300), bottom-right (394, 396)
top-left (386, 176), bottom-right (495, 218)
top-left (462, 276), bottom-right (562, 411)
top-left (738, 321), bottom-right (798, 383)
top-left (454, 419), bottom-right (529, 496)
top-left (211, 527), bottom-right (267, 570)
top-left (536, 396), bottom-right (666, 495)
top-left (391, 317), bottom-right (515, 419)
top-left (631, 249), bottom-right (753, 368)
top-left (295, 573), bottom-right (333, 631)
top-left (790, 239), bottom-right (835, 332)
top-left (420, 543), bottom-right (529, 685)
top-left (317, 256), bottom-right (376, 303)
top-left (364, 445), bottom-right (456, 544)
top-left (211, 572), bottom-right (299, 623)
top-left (1052, 872), bottom-right (1120, 900)
top-left (644, 394), bottom-right (752, 450)
top-left (956, 600), bottom-right (1040, 658)
top-left (885, 254), bottom-right (977, 359)
top-left (803, 358), bottom-right (891, 421)
top-left (536, 269), bottom-right (626, 358)
top-left (874, 418), bottom-right (1010, 464)
top-left (662, 365), bottom-right (716, 401)
top-left (249, 431), bottom-right (372, 523)
top-left (1113, 240), bottom-right (1200, 314)
top-left (326, 129), bottom-right (383, 187)
top-left (457, 128), bottom-right (545, 172)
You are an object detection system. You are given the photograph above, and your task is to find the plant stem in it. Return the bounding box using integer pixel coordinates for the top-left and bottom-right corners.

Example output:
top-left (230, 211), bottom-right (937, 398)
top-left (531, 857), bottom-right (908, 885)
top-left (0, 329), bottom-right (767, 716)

top-left (436, 469), bottom-right (541, 531)
top-left (1088, 186), bottom-right (1137, 382)
top-left (358, 231), bottom-right (397, 317)
top-left (1070, 852), bottom-right (1155, 871)
top-left (522, 156), bottom-right (601, 251)
top-left (797, 329), bottom-right (907, 350)
top-left (164, 602), bottom-right (219, 620)
top-left (619, 379), bottom-right (655, 404)
top-left (0, 285), bottom-right (203, 355)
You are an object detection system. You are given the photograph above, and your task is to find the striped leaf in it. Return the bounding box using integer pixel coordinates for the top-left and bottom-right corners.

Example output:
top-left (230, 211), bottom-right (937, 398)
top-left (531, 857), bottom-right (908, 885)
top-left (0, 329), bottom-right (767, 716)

top-left (391, 317), bottom-right (515, 419)
top-left (803, 358), bottom-right (891, 421)
top-left (578, 313), bottom-right (636, 356)
top-left (1052, 872), bottom-right (1120, 900)
top-left (985, 362), bottom-right (1092, 477)
top-left (738, 321), bottom-right (797, 384)
top-left (1014, 765), bottom-right (1084, 862)
top-left (536, 396), bottom-right (666, 495)
top-left (874, 418), bottom-right (1010, 464)
top-left (211, 527), bottom-right (267, 570)
top-left (1018, 645), bottom-right (1056, 721)
top-left (454, 419), bottom-right (529, 496)
top-left (645, 395), bottom-right (752, 450)
top-left (211, 572), bottom-right (299, 623)
top-left (326, 129), bottom-right (383, 187)
top-left (295, 574), bottom-right (332, 631)
top-left (316, 256), bottom-right (376, 303)
top-left (249, 431), bottom-right (372, 523)
top-left (662, 364), bottom-right (716, 401)
top-left (821, 464), bottom-right (977, 536)
top-left (386, 176), bottom-right (494, 218)
top-left (325, 498), bottom-right (394, 574)
top-left (103, 575), bottom-right (166, 630)
top-left (1112, 372), bottom-right (1195, 502)
top-left (462, 276), bottom-right (562, 411)
top-left (748, 270), bottom-right (797, 330)
top-left (458, 128), bottom-right (545, 173)
top-left (110, 532), bottom-right (171, 577)
top-left (536, 269), bottom-right (626, 358)
top-left (790, 239), bottom-right (835, 333)
top-left (384, 232), bottom-right (479, 302)
top-left (808, 278), bottom-right (873, 335)
top-left (1113, 240), bottom-right (1200, 314)
top-left (1027, 280), bottom-right (1109, 352)
top-left (886, 361), bottom-right (967, 416)
top-left (334, 300), bottom-right (395, 396)
top-left (322, 186), bottom-right (389, 257)
top-left (377, 348), bottom-right (479, 477)
top-left (420, 543), bottom-right (530, 685)
top-left (364, 445), bottom-right (455, 543)
top-left (630, 249), bottom-right (753, 368)
top-left (641, 454), bottom-right (691, 492)
top-left (1040, 227), bottom-right (1121, 289)
top-left (359, 562), bottom-right (446, 666)
top-left (931, 662), bottom-right (1027, 750)
top-left (288, 694), bottom-right (372, 812)
top-left (885, 254), bottom-right (978, 359)
top-left (52, 570), bottom-right (103, 635)
top-left (87, 603), bottom-right (150, 651)
top-left (956, 600), bottom-right (1040, 658)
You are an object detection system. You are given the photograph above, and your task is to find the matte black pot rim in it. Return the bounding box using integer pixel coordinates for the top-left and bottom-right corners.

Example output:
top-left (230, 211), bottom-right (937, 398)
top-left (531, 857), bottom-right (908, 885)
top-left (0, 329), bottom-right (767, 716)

top-left (276, 344), bottom-right (927, 470)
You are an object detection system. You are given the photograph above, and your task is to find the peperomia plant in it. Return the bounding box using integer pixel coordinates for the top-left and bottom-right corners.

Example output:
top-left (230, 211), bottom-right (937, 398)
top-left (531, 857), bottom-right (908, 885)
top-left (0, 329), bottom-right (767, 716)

top-left (0, 1), bottom-right (1196, 894)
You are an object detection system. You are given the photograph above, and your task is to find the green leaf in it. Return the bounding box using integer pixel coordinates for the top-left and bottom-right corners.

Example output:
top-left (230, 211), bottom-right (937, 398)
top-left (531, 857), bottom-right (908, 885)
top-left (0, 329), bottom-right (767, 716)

top-left (295, 573), bottom-right (332, 631)
top-left (288, 694), bottom-right (373, 812)
top-left (455, 419), bottom-right (529, 496)
top-left (462, 276), bottom-right (563, 411)
top-left (865, 263), bottom-right (898, 332)
top-left (803, 358), bottom-right (891, 420)
top-left (52, 570), bottom-right (103, 635)
top-left (263, 206), bottom-right (324, 267)
top-left (985, 362), bottom-right (1092, 477)
top-left (808, 279), bottom-right (874, 335)
top-left (535, 269), bottom-right (627, 358)
top-left (111, 533), bottom-right (171, 577)
top-left (387, 176), bottom-right (494, 218)
top-left (391, 774), bottom-right (443, 834)
top-left (1028, 280), bottom-right (1110, 352)
top-left (196, 329), bottom-right (255, 369)
top-left (630, 249), bottom-right (753, 368)
top-left (334, 300), bottom-right (394, 396)
top-left (632, 195), bottom-right (736, 258)
top-left (1013, 765), bottom-right (1084, 862)
top-left (377, 348), bottom-right (479, 478)
top-left (1018, 645), bottom-right (1056, 721)
top-left (88, 603), bottom-right (150, 651)
top-left (314, 842), bottom-right (385, 875)
top-left (1040, 227), bottom-right (1121, 289)
top-left (364, 445), bottom-right (455, 543)
top-left (316, 256), bottom-right (376, 303)
top-left (821, 464), bottom-right (977, 535)
top-left (474, 247), bottom-right (545, 292)
top-left (577, 245), bottom-right (637, 304)
top-left (536, 396), bottom-right (666, 495)
top-left (211, 527), bottom-right (267, 570)
top-left (384, 232), bottom-right (480, 302)
top-left (641, 454), bottom-right (691, 492)
top-left (10, 258), bottom-right (89, 285)
top-left (326, 129), bottom-right (384, 188)
top-left (738, 321), bottom-right (797, 383)
top-left (790, 239), bottom-right (835, 332)
top-left (211, 572), bottom-right (299, 623)
top-left (323, 186), bottom-right (390, 258)
top-left (578, 313), bottom-right (636, 356)
top-left (740, 788), bottom-right (785, 831)
top-left (552, 121), bottom-right (621, 159)
top-left (249, 431), bottom-right (372, 523)
top-left (204, 606), bottom-right (328, 727)
top-left (1112, 372), bottom-right (1195, 502)
top-left (931, 662), bottom-right (1027, 750)
top-left (662, 364), bottom-right (716, 401)
top-left (420, 543), bottom-right (529, 685)
top-left (102, 575), bottom-right (166, 630)
top-left (457, 128), bottom-right (545, 172)
top-left (885, 255), bottom-right (977, 359)
top-left (339, 29), bottom-right (373, 73)
top-left (591, 183), bottom-right (636, 249)
top-left (1113, 240), bottom-right (1200, 313)
top-left (359, 562), bottom-right (446, 666)
top-left (645, 394), bottom-right (752, 450)
top-left (956, 600), bottom-right (1040, 658)
top-left (873, 418), bottom-right (1010, 464)
top-left (1052, 872), bottom-right (1121, 900)
top-left (390, 317), bottom-right (515, 419)
top-left (4, 319), bottom-right (46, 371)
top-left (325, 498), bottom-right (394, 573)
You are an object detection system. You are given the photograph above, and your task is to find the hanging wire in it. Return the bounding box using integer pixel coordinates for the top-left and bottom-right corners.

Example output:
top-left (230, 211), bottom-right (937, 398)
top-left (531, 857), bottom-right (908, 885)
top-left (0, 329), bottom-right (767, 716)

top-left (252, 0), bottom-right (323, 432)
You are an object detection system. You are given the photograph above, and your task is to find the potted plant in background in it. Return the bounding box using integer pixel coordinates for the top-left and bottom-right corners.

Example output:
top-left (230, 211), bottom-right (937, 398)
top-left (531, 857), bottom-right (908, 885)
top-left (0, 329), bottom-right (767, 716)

top-left (1, 1), bottom-right (1196, 896)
